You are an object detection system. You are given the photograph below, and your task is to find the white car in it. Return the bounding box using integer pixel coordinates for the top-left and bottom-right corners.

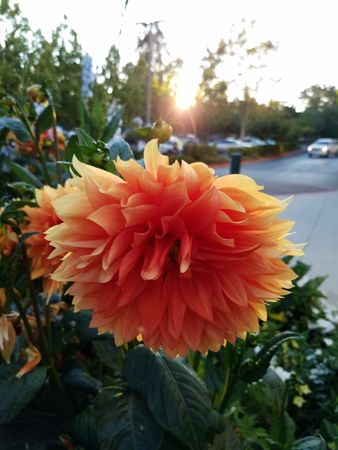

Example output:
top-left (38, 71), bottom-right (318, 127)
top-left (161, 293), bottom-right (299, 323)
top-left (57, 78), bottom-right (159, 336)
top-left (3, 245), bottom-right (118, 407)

top-left (213, 138), bottom-right (244, 152)
top-left (307, 139), bottom-right (338, 158)
top-left (236, 136), bottom-right (267, 147)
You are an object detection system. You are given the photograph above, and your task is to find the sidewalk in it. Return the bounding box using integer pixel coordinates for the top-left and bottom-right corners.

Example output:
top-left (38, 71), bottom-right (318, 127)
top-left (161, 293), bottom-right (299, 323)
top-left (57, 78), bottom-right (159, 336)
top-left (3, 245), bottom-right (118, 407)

top-left (279, 190), bottom-right (338, 310)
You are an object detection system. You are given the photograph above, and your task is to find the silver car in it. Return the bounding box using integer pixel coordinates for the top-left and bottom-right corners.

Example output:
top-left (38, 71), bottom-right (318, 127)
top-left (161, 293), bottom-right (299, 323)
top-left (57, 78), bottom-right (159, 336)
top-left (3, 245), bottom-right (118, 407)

top-left (307, 138), bottom-right (338, 157)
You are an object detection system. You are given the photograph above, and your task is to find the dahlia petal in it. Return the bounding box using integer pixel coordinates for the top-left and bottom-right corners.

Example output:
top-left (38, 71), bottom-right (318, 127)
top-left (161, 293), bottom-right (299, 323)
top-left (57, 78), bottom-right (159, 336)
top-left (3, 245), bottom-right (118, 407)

top-left (118, 245), bottom-right (145, 281)
top-left (180, 277), bottom-right (213, 321)
top-left (181, 187), bottom-right (220, 232)
top-left (141, 237), bottom-right (173, 280)
top-left (138, 283), bottom-right (166, 336)
top-left (181, 310), bottom-right (204, 351)
top-left (144, 139), bottom-right (169, 178)
top-left (72, 155), bottom-right (121, 188)
top-left (190, 162), bottom-right (215, 191)
top-left (88, 204), bottom-right (125, 235)
top-left (214, 174), bottom-right (262, 192)
top-left (164, 269), bottom-right (186, 339)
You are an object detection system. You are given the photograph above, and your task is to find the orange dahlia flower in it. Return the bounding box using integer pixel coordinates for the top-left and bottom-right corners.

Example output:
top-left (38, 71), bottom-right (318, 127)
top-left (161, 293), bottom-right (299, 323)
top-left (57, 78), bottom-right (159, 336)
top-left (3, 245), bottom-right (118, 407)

top-left (0, 222), bottom-right (18, 259)
top-left (46, 140), bottom-right (302, 356)
top-left (0, 315), bottom-right (16, 364)
top-left (23, 182), bottom-right (78, 300)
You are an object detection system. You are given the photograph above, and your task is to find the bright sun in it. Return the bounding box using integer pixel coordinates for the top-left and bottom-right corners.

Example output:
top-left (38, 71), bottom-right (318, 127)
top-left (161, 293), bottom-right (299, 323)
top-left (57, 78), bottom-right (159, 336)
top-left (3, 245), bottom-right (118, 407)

top-left (175, 73), bottom-right (197, 110)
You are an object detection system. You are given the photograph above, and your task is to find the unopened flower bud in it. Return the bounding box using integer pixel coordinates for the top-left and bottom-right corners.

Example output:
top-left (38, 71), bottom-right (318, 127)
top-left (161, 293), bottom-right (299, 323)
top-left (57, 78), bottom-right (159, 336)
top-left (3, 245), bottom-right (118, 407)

top-left (27, 84), bottom-right (47, 104)
top-left (151, 119), bottom-right (173, 143)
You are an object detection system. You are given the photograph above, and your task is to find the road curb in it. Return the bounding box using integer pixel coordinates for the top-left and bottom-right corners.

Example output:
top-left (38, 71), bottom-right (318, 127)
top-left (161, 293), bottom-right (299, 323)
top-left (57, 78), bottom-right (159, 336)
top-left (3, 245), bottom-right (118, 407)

top-left (210, 148), bottom-right (304, 169)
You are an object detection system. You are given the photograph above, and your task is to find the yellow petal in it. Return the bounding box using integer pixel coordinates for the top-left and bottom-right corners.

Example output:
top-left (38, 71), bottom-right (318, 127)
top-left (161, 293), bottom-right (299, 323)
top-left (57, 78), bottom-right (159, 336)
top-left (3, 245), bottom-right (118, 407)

top-left (144, 139), bottom-right (169, 178)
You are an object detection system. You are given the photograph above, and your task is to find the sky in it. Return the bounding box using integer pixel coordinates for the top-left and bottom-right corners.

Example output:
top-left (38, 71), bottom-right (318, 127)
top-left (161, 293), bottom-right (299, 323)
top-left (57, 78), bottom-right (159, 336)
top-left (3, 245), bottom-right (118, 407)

top-left (18, 0), bottom-right (338, 110)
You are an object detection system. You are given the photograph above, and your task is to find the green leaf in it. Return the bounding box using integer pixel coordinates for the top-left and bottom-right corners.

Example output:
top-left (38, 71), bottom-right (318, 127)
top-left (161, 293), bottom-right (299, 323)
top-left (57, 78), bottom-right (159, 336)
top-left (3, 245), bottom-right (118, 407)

top-left (109, 139), bottom-right (133, 161)
top-left (94, 390), bottom-right (163, 450)
top-left (63, 134), bottom-right (78, 162)
top-left (79, 98), bottom-right (93, 135)
top-left (211, 421), bottom-right (242, 449)
top-left (63, 368), bottom-right (101, 395)
top-left (36, 105), bottom-right (54, 137)
top-left (101, 107), bottom-right (124, 142)
top-left (123, 347), bottom-right (211, 450)
top-left (7, 160), bottom-right (43, 188)
top-left (240, 332), bottom-right (303, 383)
top-left (70, 405), bottom-right (99, 450)
top-left (92, 338), bottom-right (124, 370)
top-left (0, 364), bottom-right (47, 425)
top-left (7, 182), bottom-right (36, 195)
top-left (292, 436), bottom-right (327, 449)
top-left (269, 412), bottom-right (295, 447)
top-left (76, 128), bottom-right (95, 148)
top-left (0, 117), bottom-right (31, 142)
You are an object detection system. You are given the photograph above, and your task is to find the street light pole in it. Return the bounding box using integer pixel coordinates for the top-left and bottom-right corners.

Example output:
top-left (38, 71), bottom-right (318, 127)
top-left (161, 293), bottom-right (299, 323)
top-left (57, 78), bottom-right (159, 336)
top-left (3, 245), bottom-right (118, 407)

top-left (146, 23), bottom-right (153, 126)
top-left (137, 20), bottom-right (163, 126)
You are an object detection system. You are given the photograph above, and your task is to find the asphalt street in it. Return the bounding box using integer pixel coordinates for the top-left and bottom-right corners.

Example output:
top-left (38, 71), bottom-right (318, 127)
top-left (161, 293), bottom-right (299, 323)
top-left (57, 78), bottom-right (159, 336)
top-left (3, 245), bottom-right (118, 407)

top-left (215, 151), bottom-right (338, 309)
top-left (215, 151), bottom-right (338, 195)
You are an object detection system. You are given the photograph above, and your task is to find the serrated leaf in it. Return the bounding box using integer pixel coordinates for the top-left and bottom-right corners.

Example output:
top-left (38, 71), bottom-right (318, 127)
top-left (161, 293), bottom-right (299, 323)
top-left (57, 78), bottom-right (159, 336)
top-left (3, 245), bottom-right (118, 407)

top-left (92, 339), bottom-right (123, 370)
top-left (95, 390), bottom-right (163, 450)
top-left (0, 117), bottom-right (31, 142)
top-left (7, 160), bottom-right (43, 188)
top-left (7, 182), bottom-right (36, 195)
top-left (211, 421), bottom-right (242, 449)
top-left (76, 128), bottom-right (95, 148)
top-left (109, 139), bottom-right (133, 161)
top-left (101, 107), bottom-right (124, 142)
top-left (123, 346), bottom-right (211, 450)
top-left (63, 134), bottom-right (78, 162)
top-left (70, 405), bottom-right (99, 449)
top-left (0, 364), bottom-right (46, 425)
top-left (292, 436), bottom-right (326, 449)
top-left (63, 368), bottom-right (101, 395)
top-left (240, 332), bottom-right (303, 383)
top-left (36, 105), bottom-right (54, 138)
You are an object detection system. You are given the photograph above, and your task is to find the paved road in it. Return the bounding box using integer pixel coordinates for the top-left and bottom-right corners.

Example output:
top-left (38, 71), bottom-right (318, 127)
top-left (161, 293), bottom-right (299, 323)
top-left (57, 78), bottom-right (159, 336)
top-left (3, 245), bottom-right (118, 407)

top-left (215, 151), bottom-right (338, 195)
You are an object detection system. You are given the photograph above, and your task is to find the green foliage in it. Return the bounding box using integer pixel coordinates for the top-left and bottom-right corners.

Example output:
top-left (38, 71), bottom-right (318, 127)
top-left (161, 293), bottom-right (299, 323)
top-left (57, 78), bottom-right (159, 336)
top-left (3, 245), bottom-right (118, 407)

top-left (0, 365), bottom-right (47, 425)
top-left (95, 390), bottom-right (164, 450)
top-left (7, 160), bottom-right (43, 188)
top-left (123, 346), bottom-right (211, 450)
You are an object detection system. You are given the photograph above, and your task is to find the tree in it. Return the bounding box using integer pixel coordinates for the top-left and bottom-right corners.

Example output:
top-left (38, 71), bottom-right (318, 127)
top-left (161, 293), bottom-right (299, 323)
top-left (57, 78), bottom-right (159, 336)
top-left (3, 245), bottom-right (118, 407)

top-left (0, 2), bottom-right (83, 129)
top-left (197, 21), bottom-right (277, 139)
top-left (300, 85), bottom-right (337, 110)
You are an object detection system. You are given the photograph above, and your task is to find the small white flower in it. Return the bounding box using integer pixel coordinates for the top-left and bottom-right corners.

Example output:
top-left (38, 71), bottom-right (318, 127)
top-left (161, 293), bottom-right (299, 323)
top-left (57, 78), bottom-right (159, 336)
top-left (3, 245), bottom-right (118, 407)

top-left (274, 366), bottom-right (292, 382)
top-left (323, 338), bottom-right (334, 346)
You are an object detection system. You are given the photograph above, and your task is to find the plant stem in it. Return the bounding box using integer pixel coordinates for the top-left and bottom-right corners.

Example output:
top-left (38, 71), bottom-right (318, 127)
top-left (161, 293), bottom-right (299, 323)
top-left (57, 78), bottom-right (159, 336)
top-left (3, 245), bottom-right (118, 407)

top-left (45, 303), bottom-right (52, 352)
top-left (7, 287), bottom-right (37, 347)
top-left (48, 364), bottom-right (74, 415)
top-left (14, 98), bottom-right (52, 186)
top-left (48, 94), bottom-right (62, 184)
top-left (214, 367), bottom-right (230, 411)
top-left (21, 245), bottom-right (50, 364)
top-left (21, 245), bottom-right (74, 413)
top-left (192, 351), bottom-right (201, 372)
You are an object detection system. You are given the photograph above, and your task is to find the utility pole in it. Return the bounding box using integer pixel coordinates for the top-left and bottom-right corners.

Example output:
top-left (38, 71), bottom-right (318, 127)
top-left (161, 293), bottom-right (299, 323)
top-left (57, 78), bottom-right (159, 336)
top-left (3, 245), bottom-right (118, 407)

top-left (146, 22), bottom-right (153, 126)
top-left (137, 20), bottom-right (163, 125)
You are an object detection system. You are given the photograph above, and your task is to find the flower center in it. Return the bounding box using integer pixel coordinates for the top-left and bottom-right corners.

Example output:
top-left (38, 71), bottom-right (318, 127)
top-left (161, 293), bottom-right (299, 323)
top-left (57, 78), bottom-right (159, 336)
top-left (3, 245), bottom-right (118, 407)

top-left (168, 240), bottom-right (180, 263)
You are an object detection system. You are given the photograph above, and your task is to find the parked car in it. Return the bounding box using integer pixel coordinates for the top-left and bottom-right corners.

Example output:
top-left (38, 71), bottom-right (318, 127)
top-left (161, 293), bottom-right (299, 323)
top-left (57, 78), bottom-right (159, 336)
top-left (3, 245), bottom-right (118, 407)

top-left (159, 135), bottom-right (184, 155)
top-left (307, 138), bottom-right (338, 158)
top-left (179, 134), bottom-right (199, 145)
top-left (236, 136), bottom-right (268, 147)
top-left (213, 138), bottom-right (244, 152)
